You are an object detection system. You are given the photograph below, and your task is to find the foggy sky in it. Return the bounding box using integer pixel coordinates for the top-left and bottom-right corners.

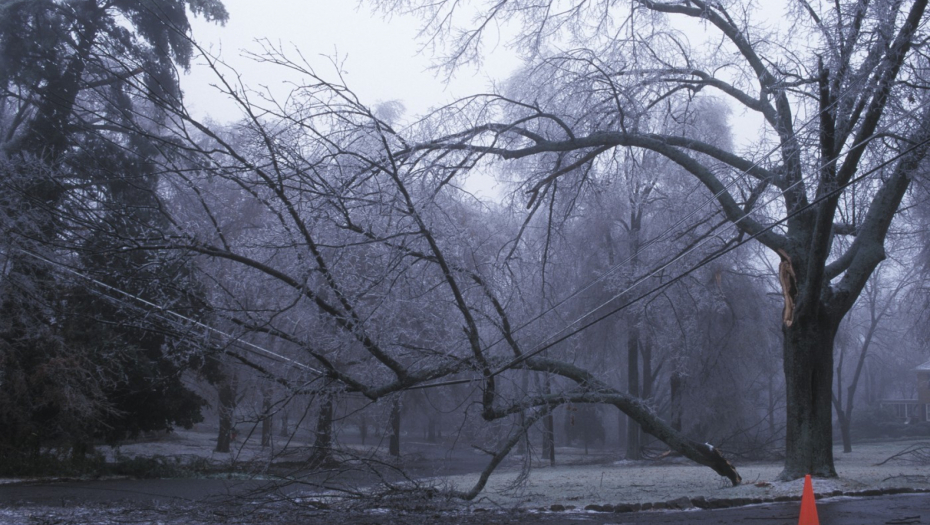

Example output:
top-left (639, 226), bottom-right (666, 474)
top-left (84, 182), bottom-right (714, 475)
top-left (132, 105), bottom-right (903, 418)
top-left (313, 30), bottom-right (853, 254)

top-left (181, 0), bottom-right (520, 123)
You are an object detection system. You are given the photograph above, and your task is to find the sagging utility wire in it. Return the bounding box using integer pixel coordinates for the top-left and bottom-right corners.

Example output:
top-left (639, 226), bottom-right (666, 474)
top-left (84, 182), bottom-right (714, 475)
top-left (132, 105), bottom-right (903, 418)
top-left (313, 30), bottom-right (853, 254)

top-left (15, 248), bottom-right (323, 375)
top-left (457, 54), bottom-right (890, 362)
top-left (406, 123), bottom-right (930, 391)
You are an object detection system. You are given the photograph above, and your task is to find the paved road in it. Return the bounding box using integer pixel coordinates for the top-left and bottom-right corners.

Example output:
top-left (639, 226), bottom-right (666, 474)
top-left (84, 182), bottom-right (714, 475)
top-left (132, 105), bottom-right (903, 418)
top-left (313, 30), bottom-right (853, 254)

top-left (508, 493), bottom-right (928, 525)
top-left (0, 478), bottom-right (292, 504)
top-left (0, 480), bottom-right (927, 524)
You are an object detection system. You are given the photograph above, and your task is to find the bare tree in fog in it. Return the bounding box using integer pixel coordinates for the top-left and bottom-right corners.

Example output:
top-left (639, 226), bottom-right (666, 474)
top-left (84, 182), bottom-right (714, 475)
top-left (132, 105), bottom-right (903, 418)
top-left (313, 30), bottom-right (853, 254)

top-left (833, 258), bottom-right (920, 453)
top-left (365, 0), bottom-right (930, 480)
top-left (7, 0), bottom-right (930, 502)
top-left (134, 41), bottom-right (747, 491)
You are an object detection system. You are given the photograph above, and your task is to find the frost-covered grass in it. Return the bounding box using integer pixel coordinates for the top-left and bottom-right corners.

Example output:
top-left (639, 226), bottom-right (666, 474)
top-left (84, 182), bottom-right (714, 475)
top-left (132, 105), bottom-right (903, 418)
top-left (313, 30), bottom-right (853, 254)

top-left (440, 440), bottom-right (930, 508)
top-left (4, 427), bottom-right (930, 511)
top-left (3, 435), bottom-right (930, 525)
top-left (105, 425), bottom-right (282, 464)
top-left (0, 425), bottom-right (300, 483)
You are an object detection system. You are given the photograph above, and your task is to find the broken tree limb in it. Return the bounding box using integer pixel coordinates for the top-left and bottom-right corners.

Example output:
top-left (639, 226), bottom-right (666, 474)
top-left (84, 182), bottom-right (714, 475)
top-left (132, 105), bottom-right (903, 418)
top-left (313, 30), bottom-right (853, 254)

top-left (517, 357), bottom-right (742, 486)
top-left (875, 442), bottom-right (930, 466)
top-left (455, 410), bottom-right (546, 500)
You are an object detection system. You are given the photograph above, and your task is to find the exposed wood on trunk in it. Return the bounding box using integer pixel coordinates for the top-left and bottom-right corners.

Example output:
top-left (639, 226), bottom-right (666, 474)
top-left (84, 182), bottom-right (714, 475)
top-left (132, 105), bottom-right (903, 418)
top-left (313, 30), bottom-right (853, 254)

top-left (776, 249), bottom-right (797, 327)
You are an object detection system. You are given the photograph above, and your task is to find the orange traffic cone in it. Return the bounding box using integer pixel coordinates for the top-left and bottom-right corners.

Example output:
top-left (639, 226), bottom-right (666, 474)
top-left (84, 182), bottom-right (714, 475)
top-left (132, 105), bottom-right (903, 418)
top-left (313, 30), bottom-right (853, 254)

top-left (798, 474), bottom-right (819, 525)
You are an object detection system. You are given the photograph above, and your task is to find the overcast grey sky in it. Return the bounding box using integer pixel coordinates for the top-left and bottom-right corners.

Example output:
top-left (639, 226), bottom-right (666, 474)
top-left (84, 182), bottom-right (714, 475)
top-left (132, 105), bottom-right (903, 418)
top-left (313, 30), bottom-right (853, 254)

top-left (181, 1), bottom-right (520, 123)
top-left (179, 1), bottom-right (789, 200)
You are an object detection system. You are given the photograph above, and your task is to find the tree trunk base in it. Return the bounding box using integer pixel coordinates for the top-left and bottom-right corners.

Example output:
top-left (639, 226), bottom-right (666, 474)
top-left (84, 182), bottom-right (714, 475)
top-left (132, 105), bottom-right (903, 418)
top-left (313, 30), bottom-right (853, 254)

top-left (776, 465), bottom-right (838, 481)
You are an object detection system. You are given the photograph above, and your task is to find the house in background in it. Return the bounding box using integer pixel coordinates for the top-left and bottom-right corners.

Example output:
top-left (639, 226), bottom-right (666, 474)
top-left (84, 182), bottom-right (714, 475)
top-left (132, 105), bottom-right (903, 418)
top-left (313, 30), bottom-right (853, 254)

top-left (880, 359), bottom-right (930, 422)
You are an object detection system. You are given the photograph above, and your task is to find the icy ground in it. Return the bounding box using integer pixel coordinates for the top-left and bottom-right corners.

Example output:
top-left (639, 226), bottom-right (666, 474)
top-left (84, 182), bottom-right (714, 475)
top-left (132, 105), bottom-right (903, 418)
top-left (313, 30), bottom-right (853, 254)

top-left (2, 431), bottom-right (930, 524)
top-left (441, 439), bottom-right (930, 509)
top-left (98, 427), bottom-right (930, 505)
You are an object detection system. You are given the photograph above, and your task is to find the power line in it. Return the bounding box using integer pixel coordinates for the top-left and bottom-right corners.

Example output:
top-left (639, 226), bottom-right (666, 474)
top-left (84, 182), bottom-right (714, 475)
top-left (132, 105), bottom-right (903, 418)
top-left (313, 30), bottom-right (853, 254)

top-left (407, 122), bottom-right (930, 390)
top-left (8, 35), bottom-right (910, 396)
top-left (16, 248), bottom-right (323, 375)
top-left (468, 59), bottom-right (887, 358)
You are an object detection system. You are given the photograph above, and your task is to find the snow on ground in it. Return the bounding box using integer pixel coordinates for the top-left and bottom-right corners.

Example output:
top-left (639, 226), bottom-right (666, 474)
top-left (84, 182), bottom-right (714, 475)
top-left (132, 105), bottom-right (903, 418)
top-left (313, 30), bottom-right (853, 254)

top-left (3, 427), bottom-right (930, 512)
top-left (438, 440), bottom-right (930, 508)
top-left (103, 424), bottom-right (310, 465)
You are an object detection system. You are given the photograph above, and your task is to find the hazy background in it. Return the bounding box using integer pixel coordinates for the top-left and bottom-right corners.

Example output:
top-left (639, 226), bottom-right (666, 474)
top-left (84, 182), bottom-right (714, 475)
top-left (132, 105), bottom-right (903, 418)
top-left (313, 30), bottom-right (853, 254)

top-left (181, 1), bottom-right (521, 123)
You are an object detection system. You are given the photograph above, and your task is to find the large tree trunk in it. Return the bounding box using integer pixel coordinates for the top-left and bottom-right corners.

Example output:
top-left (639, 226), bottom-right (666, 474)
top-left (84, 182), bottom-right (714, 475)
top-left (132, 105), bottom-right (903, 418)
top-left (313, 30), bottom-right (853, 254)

top-left (625, 206), bottom-right (643, 460)
top-left (641, 339), bottom-right (653, 400)
top-left (279, 411), bottom-right (289, 438)
top-left (670, 371), bottom-right (683, 432)
top-left (780, 314), bottom-right (838, 479)
top-left (427, 415), bottom-right (437, 443)
top-left (389, 395), bottom-right (401, 457)
top-left (215, 373), bottom-right (237, 453)
top-left (518, 369), bottom-right (529, 454)
top-left (309, 391), bottom-right (335, 467)
top-left (626, 323), bottom-right (641, 460)
top-left (542, 376), bottom-right (555, 464)
top-left (641, 338), bottom-right (654, 449)
top-left (261, 386), bottom-right (273, 448)
top-left (767, 374), bottom-right (777, 439)
top-left (543, 407), bottom-right (556, 464)
top-left (836, 410), bottom-right (852, 454)
top-left (617, 410), bottom-right (625, 449)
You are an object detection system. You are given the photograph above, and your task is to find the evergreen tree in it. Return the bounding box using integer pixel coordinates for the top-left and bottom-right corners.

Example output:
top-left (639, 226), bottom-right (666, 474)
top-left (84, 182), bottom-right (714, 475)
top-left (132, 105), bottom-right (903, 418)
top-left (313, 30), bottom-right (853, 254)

top-left (0, 0), bottom-right (226, 464)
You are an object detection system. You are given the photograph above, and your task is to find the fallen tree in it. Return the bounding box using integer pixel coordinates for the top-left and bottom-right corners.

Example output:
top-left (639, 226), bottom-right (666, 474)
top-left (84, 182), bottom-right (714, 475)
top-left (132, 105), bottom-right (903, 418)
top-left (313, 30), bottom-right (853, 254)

top-left (120, 42), bottom-right (747, 493)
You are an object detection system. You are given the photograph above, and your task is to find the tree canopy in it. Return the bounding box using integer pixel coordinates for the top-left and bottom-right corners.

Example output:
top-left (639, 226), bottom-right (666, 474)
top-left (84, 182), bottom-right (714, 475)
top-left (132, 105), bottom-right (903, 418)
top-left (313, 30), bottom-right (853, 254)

top-left (0, 0), bottom-right (227, 463)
